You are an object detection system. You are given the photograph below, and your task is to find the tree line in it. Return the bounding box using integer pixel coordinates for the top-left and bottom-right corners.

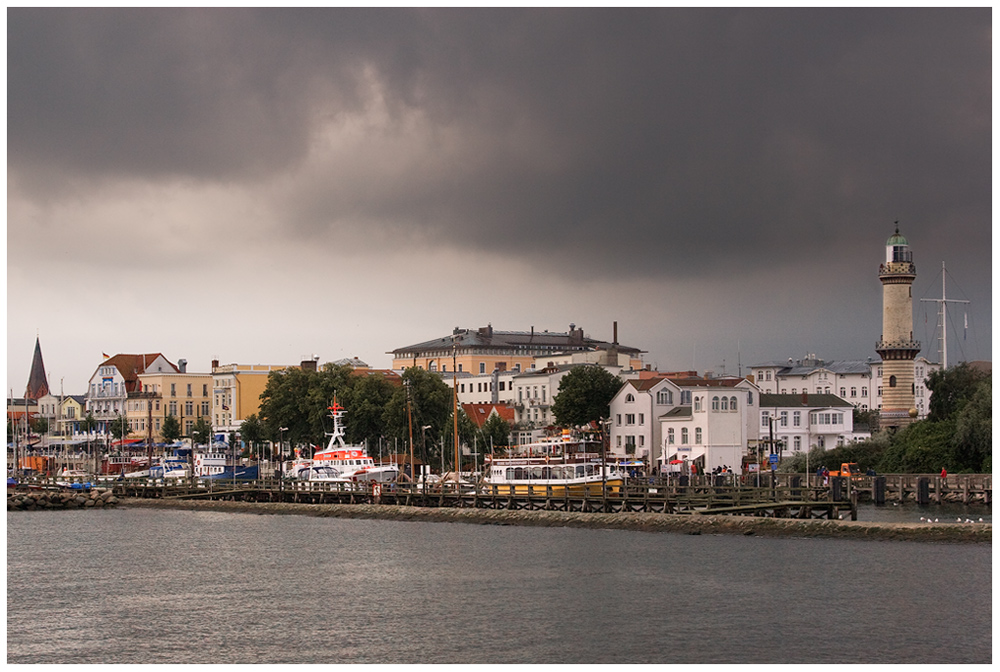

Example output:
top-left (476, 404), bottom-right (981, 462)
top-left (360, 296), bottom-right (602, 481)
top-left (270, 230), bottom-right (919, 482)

top-left (243, 364), bottom-right (513, 469)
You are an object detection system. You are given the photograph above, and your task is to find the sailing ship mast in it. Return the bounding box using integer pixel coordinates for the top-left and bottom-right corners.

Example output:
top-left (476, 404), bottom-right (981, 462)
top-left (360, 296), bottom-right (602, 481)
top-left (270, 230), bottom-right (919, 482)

top-left (920, 261), bottom-right (969, 369)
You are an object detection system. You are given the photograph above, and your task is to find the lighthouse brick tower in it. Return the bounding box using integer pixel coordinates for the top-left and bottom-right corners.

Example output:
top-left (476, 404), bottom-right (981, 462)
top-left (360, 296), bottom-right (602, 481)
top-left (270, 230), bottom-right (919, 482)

top-left (876, 226), bottom-right (920, 428)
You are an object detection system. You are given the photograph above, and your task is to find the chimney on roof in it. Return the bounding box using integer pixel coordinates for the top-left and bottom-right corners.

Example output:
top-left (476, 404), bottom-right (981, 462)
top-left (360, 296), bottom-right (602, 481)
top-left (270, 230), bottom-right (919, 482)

top-left (301, 358), bottom-right (318, 372)
top-left (478, 325), bottom-right (493, 338)
top-left (212, 359), bottom-right (219, 370)
top-left (178, 359), bottom-right (187, 373)
top-left (613, 321), bottom-right (618, 345)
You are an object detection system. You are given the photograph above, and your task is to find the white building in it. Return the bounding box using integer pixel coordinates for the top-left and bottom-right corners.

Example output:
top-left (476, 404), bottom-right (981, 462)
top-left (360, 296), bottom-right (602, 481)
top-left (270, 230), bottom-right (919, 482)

top-left (750, 354), bottom-right (940, 421)
top-left (758, 393), bottom-right (869, 456)
top-left (654, 378), bottom-right (761, 474)
top-left (85, 353), bottom-right (178, 435)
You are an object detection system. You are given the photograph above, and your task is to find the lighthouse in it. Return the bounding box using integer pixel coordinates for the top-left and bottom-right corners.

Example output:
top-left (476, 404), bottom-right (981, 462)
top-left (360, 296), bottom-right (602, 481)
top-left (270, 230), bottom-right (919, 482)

top-left (876, 225), bottom-right (920, 428)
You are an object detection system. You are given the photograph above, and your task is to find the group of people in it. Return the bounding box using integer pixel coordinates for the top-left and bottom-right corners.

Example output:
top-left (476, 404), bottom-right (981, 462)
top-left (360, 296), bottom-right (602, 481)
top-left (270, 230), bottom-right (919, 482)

top-left (710, 465), bottom-right (735, 475)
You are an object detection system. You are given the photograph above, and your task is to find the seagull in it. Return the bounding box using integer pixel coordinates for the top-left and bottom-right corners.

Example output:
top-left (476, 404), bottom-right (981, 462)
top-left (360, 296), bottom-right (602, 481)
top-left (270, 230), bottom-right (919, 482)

top-left (920, 517), bottom-right (926, 521)
top-left (958, 517), bottom-right (962, 522)
top-left (979, 518), bottom-right (984, 522)
top-left (935, 518), bottom-right (939, 523)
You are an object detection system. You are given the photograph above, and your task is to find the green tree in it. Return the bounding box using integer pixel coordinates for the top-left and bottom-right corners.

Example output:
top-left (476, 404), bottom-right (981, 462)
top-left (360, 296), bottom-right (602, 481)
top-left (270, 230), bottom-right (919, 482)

top-left (109, 414), bottom-right (129, 441)
top-left (339, 372), bottom-right (399, 446)
top-left (161, 415), bottom-right (181, 443)
top-left (952, 377), bottom-right (991, 472)
top-left (926, 362), bottom-right (988, 421)
top-left (480, 411), bottom-right (512, 453)
top-left (241, 413), bottom-right (267, 458)
top-left (190, 417), bottom-right (212, 445)
top-left (30, 416), bottom-right (49, 435)
top-left (551, 365), bottom-right (623, 428)
top-left (381, 367), bottom-right (453, 467)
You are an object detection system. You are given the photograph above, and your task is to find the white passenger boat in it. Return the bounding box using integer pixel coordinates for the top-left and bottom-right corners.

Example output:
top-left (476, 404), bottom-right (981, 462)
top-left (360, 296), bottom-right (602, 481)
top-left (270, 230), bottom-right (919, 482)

top-left (483, 430), bottom-right (624, 495)
top-left (311, 400), bottom-right (399, 483)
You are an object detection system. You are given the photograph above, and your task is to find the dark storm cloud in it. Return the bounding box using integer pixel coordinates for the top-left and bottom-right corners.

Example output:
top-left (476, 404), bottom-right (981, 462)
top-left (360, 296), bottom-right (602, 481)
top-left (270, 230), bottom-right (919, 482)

top-left (8, 8), bottom-right (991, 279)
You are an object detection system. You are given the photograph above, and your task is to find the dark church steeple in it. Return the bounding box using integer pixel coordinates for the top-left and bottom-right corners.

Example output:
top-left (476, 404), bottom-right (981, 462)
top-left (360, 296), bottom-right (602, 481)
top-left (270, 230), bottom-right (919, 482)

top-left (25, 337), bottom-right (50, 400)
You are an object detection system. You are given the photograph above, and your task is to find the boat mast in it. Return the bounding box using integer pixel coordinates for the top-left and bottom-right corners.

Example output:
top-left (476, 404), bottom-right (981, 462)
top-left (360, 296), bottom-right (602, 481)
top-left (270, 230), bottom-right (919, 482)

top-left (452, 338), bottom-right (459, 478)
top-left (920, 261), bottom-right (969, 369)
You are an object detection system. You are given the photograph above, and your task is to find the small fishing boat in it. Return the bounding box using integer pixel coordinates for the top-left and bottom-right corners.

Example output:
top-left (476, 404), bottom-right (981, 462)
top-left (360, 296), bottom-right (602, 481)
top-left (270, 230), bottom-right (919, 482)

top-left (483, 430), bottom-right (624, 495)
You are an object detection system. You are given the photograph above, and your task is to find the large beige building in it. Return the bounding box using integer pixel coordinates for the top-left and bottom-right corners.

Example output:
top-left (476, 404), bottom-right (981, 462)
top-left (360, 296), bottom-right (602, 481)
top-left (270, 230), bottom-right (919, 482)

top-left (390, 324), bottom-right (643, 375)
top-left (211, 360), bottom-right (296, 436)
top-left (131, 369), bottom-right (214, 439)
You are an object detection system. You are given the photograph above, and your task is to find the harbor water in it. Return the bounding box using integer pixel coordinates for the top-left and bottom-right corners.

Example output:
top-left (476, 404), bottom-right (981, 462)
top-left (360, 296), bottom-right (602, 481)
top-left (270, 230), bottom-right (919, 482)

top-left (7, 507), bottom-right (991, 664)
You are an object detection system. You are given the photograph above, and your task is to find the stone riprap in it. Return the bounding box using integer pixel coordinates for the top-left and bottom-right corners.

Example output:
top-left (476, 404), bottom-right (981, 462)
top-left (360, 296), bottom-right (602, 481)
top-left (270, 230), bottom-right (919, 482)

top-left (7, 488), bottom-right (120, 511)
top-left (121, 498), bottom-right (990, 543)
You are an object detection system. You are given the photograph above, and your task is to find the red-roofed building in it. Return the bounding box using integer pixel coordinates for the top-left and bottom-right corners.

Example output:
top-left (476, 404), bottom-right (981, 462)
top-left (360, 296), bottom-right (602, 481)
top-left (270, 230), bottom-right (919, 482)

top-left (86, 353), bottom-right (178, 435)
top-left (461, 402), bottom-right (516, 428)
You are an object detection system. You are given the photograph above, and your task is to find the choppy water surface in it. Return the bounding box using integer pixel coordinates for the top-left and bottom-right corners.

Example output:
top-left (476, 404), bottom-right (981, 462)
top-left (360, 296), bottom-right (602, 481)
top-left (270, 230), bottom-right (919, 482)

top-left (7, 508), bottom-right (991, 664)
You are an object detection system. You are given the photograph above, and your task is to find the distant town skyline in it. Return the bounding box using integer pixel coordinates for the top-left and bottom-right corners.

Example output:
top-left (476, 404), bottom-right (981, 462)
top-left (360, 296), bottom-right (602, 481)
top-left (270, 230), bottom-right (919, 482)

top-left (7, 8), bottom-right (991, 395)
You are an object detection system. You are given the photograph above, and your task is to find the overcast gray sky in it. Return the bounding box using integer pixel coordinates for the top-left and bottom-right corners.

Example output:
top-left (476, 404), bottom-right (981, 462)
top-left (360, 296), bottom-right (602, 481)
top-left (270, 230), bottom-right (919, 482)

top-left (7, 8), bottom-right (992, 395)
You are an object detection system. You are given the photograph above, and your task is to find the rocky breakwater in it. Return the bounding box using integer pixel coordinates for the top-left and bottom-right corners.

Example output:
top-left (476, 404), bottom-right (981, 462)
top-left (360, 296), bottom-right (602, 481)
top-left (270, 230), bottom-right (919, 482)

top-left (123, 499), bottom-right (991, 543)
top-left (8, 488), bottom-right (120, 511)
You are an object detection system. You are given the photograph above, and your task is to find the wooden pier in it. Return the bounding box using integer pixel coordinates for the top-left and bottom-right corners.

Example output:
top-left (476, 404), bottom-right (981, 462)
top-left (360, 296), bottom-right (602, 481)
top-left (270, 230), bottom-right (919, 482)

top-left (100, 477), bottom-right (860, 520)
top-left (12, 472), bottom-right (988, 521)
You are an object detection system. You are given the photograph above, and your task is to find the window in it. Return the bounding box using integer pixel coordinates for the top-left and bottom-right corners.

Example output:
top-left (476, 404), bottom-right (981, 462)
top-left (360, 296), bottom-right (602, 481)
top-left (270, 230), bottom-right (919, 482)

top-left (616, 414), bottom-right (622, 426)
top-left (711, 396), bottom-right (719, 411)
top-left (794, 436), bottom-right (801, 451)
top-left (793, 411), bottom-right (801, 427)
top-left (625, 414), bottom-right (635, 426)
top-left (171, 384), bottom-right (176, 397)
top-left (721, 396), bottom-right (729, 411)
top-left (695, 428), bottom-right (702, 444)
top-left (480, 363), bottom-right (486, 374)
top-left (747, 392), bottom-right (753, 405)
top-left (761, 411), bottom-right (770, 427)
top-left (667, 428), bottom-right (675, 444)
top-left (851, 387), bottom-right (857, 398)
top-left (862, 387), bottom-right (868, 397)
top-left (185, 402), bottom-right (194, 415)
top-left (681, 428), bottom-right (689, 444)
top-left (625, 393), bottom-right (635, 403)
top-left (694, 397), bottom-right (702, 412)
top-left (638, 413), bottom-right (644, 425)
top-left (657, 390), bottom-right (673, 405)
top-left (889, 375), bottom-right (897, 388)
top-left (681, 391), bottom-right (691, 405)
top-left (169, 401), bottom-right (177, 416)
top-left (203, 384), bottom-right (208, 397)
top-left (840, 387), bottom-right (846, 398)
top-left (780, 411), bottom-right (788, 427)
top-left (730, 396), bottom-right (737, 411)
top-left (187, 384), bottom-right (192, 397)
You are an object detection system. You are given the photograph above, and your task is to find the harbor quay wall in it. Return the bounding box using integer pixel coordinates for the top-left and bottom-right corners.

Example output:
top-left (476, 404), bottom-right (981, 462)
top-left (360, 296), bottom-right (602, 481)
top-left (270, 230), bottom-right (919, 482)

top-left (120, 498), bottom-right (990, 543)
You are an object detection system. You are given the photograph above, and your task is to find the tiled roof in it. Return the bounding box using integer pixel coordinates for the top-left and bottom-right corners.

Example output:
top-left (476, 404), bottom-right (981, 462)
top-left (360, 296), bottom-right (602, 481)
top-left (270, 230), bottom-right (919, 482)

top-left (461, 403), bottom-right (516, 427)
top-left (626, 378), bottom-right (666, 392)
top-left (102, 354), bottom-right (178, 392)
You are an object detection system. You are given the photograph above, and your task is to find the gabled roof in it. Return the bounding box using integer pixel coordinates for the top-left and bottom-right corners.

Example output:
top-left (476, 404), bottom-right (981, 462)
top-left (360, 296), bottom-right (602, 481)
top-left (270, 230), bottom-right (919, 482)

top-left (759, 393), bottom-right (854, 409)
top-left (99, 354), bottom-right (178, 392)
top-left (461, 403), bottom-right (516, 428)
